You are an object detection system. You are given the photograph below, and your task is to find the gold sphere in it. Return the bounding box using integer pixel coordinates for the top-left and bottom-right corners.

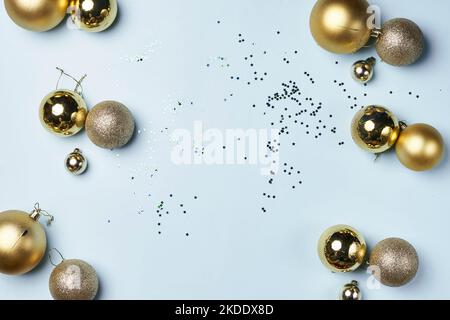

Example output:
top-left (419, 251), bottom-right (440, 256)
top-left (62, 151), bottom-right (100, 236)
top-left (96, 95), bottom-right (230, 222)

top-left (310, 0), bottom-right (372, 54)
top-left (69, 0), bottom-right (118, 32)
top-left (351, 105), bottom-right (400, 153)
top-left (318, 225), bottom-right (366, 273)
top-left (39, 89), bottom-right (88, 137)
top-left (65, 149), bottom-right (88, 175)
top-left (351, 57), bottom-right (376, 84)
top-left (395, 123), bottom-right (445, 171)
top-left (4, 0), bottom-right (69, 32)
top-left (0, 210), bottom-right (47, 275)
top-left (340, 280), bottom-right (362, 300)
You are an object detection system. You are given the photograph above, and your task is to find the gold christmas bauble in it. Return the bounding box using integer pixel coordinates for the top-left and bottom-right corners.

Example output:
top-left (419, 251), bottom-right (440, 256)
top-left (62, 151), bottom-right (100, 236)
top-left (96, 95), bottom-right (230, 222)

top-left (351, 105), bottom-right (400, 153)
top-left (340, 280), bottom-right (361, 300)
top-left (0, 209), bottom-right (47, 275)
top-left (49, 259), bottom-right (99, 300)
top-left (310, 0), bottom-right (372, 54)
top-left (86, 100), bottom-right (135, 149)
top-left (65, 148), bottom-right (88, 175)
top-left (318, 225), bottom-right (366, 273)
top-left (39, 89), bottom-right (88, 137)
top-left (69, 0), bottom-right (118, 32)
top-left (395, 123), bottom-right (444, 171)
top-left (369, 238), bottom-right (419, 287)
top-left (351, 57), bottom-right (376, 84)
top-left (4, 0), bottom-right (69, 31)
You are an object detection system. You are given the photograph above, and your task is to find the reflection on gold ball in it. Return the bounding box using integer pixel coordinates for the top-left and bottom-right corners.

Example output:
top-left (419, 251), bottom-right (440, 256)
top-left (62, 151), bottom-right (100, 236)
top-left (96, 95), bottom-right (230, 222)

top-left (340, 280), bottom-right (361, 300)
top-left (65, 149), bottom-right (88, 175)
top-left (351, 105), bottom-right (400, 153)
top-left (310, 0), bottom-right (372, 54)
top-left (0, 210), bottom-right (47, 275)
top-left (70, 0), bottom-right (118, 32)
top-left (318, 225), bottom-right (366, 273)
top-left (395, 123), bottom-right (444, 171)
top-left (369, 238), bottom-right (419, 287)
top-left (49, 259), bottom-right (99, 300)
top-left (4, 0), bottom-right (69, 32)
top-left (351, 57), bottom-right (376, 84)
top-left (39, 90), bottom-right (88, 137)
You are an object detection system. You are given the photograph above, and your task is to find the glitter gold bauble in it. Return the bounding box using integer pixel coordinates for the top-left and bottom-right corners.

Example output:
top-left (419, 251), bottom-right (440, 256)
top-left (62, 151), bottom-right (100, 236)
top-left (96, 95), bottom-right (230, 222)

top-left (395, 123), bottom-right (444, 171)
top-left (340, 280), bottom-right (361, 300)
top-left (65, 148), bottom-right (88, 175)
top-left (376, 18), bottom-right (424, 66)
top-left (4, 0), bottom-right (69, 32)
top-left (69, 0), bottom-right (118, 32)
top-left (318, 225), bottom-right (366, 273)
top-left (0, 206), bottom-right (51, 275)
top-left (39, 89), bottom-right (88, 137)
top-left (49, 259), bottom-right (99, 300)
top-left (351, 105), bottom-right (400, 153)
top-left (351, 57), bottom-right (376, 84)
top-left (369, 238), bottom-right (419, 287)
top-left (86, 100), bottom-right (135, 149)
top-left (310, 0), bottom-right (372, 54)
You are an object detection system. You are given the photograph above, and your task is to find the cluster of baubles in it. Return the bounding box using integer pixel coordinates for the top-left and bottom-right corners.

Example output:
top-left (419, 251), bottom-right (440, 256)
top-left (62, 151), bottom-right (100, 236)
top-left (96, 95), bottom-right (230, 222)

top-left (310, 0), bottom-right (424, 66)
top-left (352, 106), bottom-right (444, 171)
top-left (4, 0), bottom-right (117, 32)
top-left (318, 225), bottom-right (419, 292)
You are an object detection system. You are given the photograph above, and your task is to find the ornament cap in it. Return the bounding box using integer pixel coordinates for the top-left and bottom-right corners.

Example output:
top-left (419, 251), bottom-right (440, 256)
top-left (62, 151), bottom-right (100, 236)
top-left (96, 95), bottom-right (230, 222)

top-left (29, 203), bottom-right (54, 225)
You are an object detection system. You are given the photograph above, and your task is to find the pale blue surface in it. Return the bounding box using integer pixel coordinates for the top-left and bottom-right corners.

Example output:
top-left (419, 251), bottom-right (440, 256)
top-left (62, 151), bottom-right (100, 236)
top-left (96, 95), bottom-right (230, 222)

top-left (0, 0), bottom-right (449, 300)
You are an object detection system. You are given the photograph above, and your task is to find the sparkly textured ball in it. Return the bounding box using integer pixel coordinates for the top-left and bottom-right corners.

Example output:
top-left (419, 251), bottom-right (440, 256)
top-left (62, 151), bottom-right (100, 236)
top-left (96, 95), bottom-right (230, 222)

top-left (318, 225), bottom-right (366, 273)
top-left (49, 259), bottom-right (99, 300)
top-left (85, 100), bottom-right (135, 149)
top-left (340, 281), bottom-right (361, 300)
top-left (395, 123), bottom-right (444, 171)
top-left (351, 105), bottom-right (400, 153)
top-left (65, 149), bottom-right (87, 175)
top-left (376, 18), bottom-right (424, 66)
top-left (70, 0), bottom-right (118, 32)
top-left (369, 238), bottom-right (419, 287)
top-left (351, 57), bottom-right (376, 84)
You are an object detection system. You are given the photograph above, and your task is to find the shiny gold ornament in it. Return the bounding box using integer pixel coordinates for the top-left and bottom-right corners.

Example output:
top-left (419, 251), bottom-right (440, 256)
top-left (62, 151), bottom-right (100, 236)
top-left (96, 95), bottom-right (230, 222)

top-left (376, 18), bottom-right (424, 66)
top-left (39, 89), bottom-right (88, 137)
top-left (369, 238), bottom-right (419, 287)
top-left (49, 258), bottom-right (99, 300)
top-left (351, 105), bottom-right (400, 153)
top-left (86, 100), bottom-right (135, 149)
top-left (70, 0), bottom-right (118, 32)
top-left (4, 0), bottom-right (69, 32)
top-left (310, 0), bottom-right (372, 54)
top-left (395, 123), bottom-right (444, 171)
top-left (65, 148), bottom-right (88, 175)
top-left (340, 280), bottom-right (361, 300)
top-left (351, 57), bottom-right (376, 84)
top-left (318, 225), bottom-right (366, 273)
top-left (0, 204), bottom-right (53, 275)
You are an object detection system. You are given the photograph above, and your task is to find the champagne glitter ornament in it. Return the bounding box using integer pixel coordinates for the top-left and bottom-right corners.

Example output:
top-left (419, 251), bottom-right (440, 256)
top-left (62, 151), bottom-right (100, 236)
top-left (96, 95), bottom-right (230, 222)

top-left (70, 0), bottom-right (118, 32)
top-left (340, 280), bottom-right (361, 300)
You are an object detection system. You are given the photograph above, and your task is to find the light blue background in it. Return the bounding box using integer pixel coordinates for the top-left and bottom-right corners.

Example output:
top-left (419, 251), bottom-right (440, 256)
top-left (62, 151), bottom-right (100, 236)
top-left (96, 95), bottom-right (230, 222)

top-left (1, 0), bottom-right (449, 300)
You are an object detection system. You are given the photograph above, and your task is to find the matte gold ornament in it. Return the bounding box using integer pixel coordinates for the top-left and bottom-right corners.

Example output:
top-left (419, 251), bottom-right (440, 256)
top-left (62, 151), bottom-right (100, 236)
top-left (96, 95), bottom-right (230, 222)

top-left (395, 123), bottom-right (444, 171)
top-left (65, 148), bottom-right (88, 175)
top-left (39, 89), bottom-right (88, 137)
top-left (351, 57), bottom-right (376, 84)
top-left (70, 0), bottom-right (118, 32)
top-left (86, 100), bottom-right (135, 149)
top-left (351, 105), bottom-right (400, 153)
top-left (0, 204), bottom-right (53, 275)
top-left (4, 0), bottom-right (69, 32)
top-left (318, 225), bottom-right (366, 273)
top-left (310, 0), bottom-right (372, 54)
top-left (369, 238), bottom-right (419, 287)
top-left (376, 18), bottom-right (424, 66)
top-left (340, 280), bottom-right (361, 300)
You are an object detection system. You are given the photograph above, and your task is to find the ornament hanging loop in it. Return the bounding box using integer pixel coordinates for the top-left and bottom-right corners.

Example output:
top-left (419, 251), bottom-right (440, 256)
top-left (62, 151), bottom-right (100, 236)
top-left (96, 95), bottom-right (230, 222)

top-left (49, 248), bottom-right (65, 267)
top-left (55, 67), bottom-right (87, 97)
top-left (371, 28), bottom-right (382, 39)
top-left (30, 203), bottom-right (54, 226)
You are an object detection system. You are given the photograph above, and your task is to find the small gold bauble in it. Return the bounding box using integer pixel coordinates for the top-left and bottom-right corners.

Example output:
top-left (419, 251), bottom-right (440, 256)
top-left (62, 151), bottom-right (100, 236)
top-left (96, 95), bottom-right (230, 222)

top-left (49, 259), bottom-right (99, 300)
top-left (4, 0), bottom-right (69, 32)
top-left (310, 0), bottom-right (372, 54)
top-left (318, 225), bottom-right (366, 273)
top-left (351, 105), bottom-right (400, 153)
top-left (340, 280), bottom-right (362, 300)
top-left (395, 123), bottom-right (444, 171)
top-left (0, 207), bottom-right (48, 275)
top-left (69, 0), bottom-right (118, 32)
top-left (369, 238), bottom-right (419, 287)
top-left (65, 148), bottom-right (88, 175)
top-left (39, 89), bottom-right (88, 137)
top-left (351, 57), bottom-right (376, 84)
